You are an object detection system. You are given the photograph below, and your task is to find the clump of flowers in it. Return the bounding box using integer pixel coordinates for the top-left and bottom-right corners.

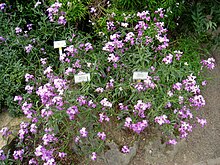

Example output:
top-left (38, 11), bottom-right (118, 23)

top-left (47, 2), bottom-right (67, 25)
top-left (2, 5), bottom-right (216, 164)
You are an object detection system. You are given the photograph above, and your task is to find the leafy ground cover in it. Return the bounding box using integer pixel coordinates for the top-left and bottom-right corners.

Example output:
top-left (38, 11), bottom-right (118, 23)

top-left (0, 1), bottom-right (218, 164)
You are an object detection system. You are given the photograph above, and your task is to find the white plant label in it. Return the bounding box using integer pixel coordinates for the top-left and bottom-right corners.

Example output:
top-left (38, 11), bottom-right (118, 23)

top-left (133, 72), bottom-right (148, 80)
top-left (54, 40), bottom-right (66, 48)
top-left (74, 73), bottom-right (91, 83)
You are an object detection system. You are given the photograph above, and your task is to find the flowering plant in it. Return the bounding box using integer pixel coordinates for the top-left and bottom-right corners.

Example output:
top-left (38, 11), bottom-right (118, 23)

top-left (0, 1), bottom-right (216, 164)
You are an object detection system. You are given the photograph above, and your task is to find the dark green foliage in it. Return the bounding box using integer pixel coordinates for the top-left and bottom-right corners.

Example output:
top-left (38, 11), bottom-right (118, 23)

top-left (0, 0), bottom-right (87, 116)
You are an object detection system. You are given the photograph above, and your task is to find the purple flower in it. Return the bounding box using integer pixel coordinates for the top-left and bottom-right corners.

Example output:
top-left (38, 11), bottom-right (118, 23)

top-left (21, 102), bottom-right (33, 118)
top-left (42, 133), bottom-right (57, 145)
top-left (137, 11), bottom-right (150, 20)
top-left (173, 82), bottom-right (182, 90)
top-left (14, 95), bottom-right (23, 104)
top-left (165, 102), bottom-right (172, 108)
top-left (119, 103), bottom-right (128, 111)
top-left (13, 149), bottom-right (24, 160)
top-left (29, 158), bottom-right (38, 164)
top-left (58, 152), bottom-right (67, 158)
top-left (174, 50), bottom-right (183, 60)
top-left (35, 145), bottom-right (44, 157)
top-left (167, 139), bottom-right (177, 145)
top-left (88, 100), bottom-right (96, 108)
top-left (44, 66), bottom-right (53, 75)
top-left (58, 16), bottom-right (66, 25)
top-left (27, 24), bottom-right (33, 30)
top-left (0, 3), bottom-right (6, 10)
top-left (25, 44), bottom-right (33, 53)
top-left (108, 53), bottom-right (120, 63)
top-left (30, 124), bottom-right (37, 134)
top-left (99, 113), bottom-right (110, 123)
top-left (201, 58), bottom-right (215, 70)
top-left (202, 80), bottom-right (207, 86)
top-left (66, 106), bottom-right (78, 120)
top-left (75, 136), bottom-right (80, 143)
top-left (162, 54), bottom-right (173, 64)
top-left (19, 122), bottom-right (29, 139)
top-left (106, 79), bottom-right (114, 90)
top-left (189, 95), bottom-right (206, 108)
top-left (107, 21), bottom-right (115, 31)
top-left (0, 127), bottom-right (11, 137)
top-left (130, 120), bottom-right (148, 134)
top-left (100, 98), bottom-right (112, 108)
top-left (178, 96), bottom-right (184, 104)
top-left (196, 117), bottom-right (207, 127)
top-left (25, 73), bottom-right (34, 82)
top-left (167, 91), bottom-right (173, 97)
top-left (124, 117), bottom-right (132, 127)
top-left (40, 58), bottom-right (47, 65)
top-left (178, 121), bottom-right (193, 138)
top-left (79, 127), bottom-right (88, 138)
top-left (76, 96), bottom-right (87, 106)
top-left (155, 115), bottom-right (170, 125)
top-left (0, 150), bottom-right (6, 160)
top-left (65, 67), bottom-right (75, 75)
top-left (25, 85), bottom-right (34, 94)
top-left (41, 108), bottom-right (53, 120)
top-left (121, 146), bottom-right (130, 153)
top-left (91, 152), bottom-right (97, 161)
top-left (15, 27), bottom-right (22, 34)
top-left (134, 100), bottom-right (151, 118)
top-left (85, 42), bottom-right (93, 51)
top-left (97, 132), bottom-right (106, 141)
top-left (90, 7), bottom-right (96, 13)
top-left (0, 36), bottom-right (5, 43)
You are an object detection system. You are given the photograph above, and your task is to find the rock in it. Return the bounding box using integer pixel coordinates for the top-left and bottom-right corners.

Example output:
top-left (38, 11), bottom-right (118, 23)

top-left (0, 111), bottom-right (29, 150)
top-left (104, 141), bottom-right (138, 165)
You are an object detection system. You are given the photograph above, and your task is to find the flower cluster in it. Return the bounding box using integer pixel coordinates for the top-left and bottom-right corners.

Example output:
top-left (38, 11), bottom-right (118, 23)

top-left (47, 2), bottom-right (66, 25)
top-left (5, 6), bottom-right (216, 164)
top-left (124, 117), bottom-right (148, 134)
top-left (201, 58), bottom-right (215, 70)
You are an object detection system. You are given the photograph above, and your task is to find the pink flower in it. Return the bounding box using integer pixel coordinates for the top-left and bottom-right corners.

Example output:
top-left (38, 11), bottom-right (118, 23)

top-left (196, 117), bottom-right (207, 127)
top-left (91, 152), bottom-right (97, 161)
top-left (44, 66), bottom-right (53, 75)
top-left (155, 115), bottom-right (170, 125)
top-left (167, 139), bottom-right (177, 145)
top-left (79, 127), bottom-right (88, 138)
top-left (95, 87), bottom-right (104, 93)
top-left (121, 146), bottom-right (130, 153)
top-left (58, 152), bottom-right (67, 158)
top-left (90, 7), bottom-right (96, 13)
top-left (40, 58), bottom-right (47, 65)
top-left (14, 95), bottom-right (23, 104)
top-left (58, 16), bottom-right (66, 25)
top-left (100, 98), bottom-right (112, 108)
top-left (15, 27), bottom-right (22, 34)
top-left (25, 44), bottom-right (33, 53)
top-left (99, 113), bottom-right (110, 123)
top-left (97, 132), bottom-right (106, 141)
top-left (201, 58), bottom-right (215, 70)
top-left (202, 80), bottom-right (207, 86)
top-left (25, 73), bottom-right (34, 82)
top-left (0, 127), bottom-right (11, 137)
top-left (162, 54), bottom-right (173, 64)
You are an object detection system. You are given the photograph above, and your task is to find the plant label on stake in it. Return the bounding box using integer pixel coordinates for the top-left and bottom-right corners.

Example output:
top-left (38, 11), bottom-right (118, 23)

top-left (133, 71), bottom-right (148, 81)
top-left (54, 40), bottom-right (66, 55)
top-left (74, 73), bottom-right (91, 83)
